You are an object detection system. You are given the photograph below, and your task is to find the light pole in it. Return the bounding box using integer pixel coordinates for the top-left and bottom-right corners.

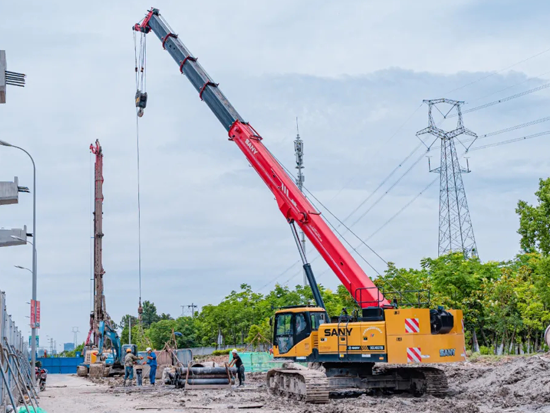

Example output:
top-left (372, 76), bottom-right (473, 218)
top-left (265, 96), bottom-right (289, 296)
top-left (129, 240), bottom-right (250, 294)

top-left (1, 139), bottom-right (37, 384)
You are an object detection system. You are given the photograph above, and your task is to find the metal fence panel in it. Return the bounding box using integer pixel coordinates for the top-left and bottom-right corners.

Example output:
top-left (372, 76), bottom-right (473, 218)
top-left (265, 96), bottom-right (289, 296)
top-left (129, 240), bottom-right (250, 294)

top-left (0, 291), bottom-right (32, 410)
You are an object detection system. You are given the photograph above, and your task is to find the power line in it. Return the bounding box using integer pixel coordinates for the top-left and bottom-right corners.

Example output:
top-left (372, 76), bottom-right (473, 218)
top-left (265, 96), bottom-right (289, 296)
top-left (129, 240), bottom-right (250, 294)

top-left (444, 46), bottom-right (550, 95)
top-left (469, 130), bottom-right (550, 152)
top-left (479, 116), bottom-right (550, 139)
top-left (330, 103), bottom-right (425, 200)
top-left (366, 177), bottom-right (439, 242)
top-left (279, 160), bottom-right (388, 270)
top-left (449, 82), bottom-right (550, 116)
top-left (468, 69), bottom-right (550, 103)
top-left (340, 142), bottom-right (424, 224)
top-left (260, 140), bottom-right (428, 290)
top-left (278, 107), bottom-right (550, 289)
top-left (348, 151), bottom-right (427, 228)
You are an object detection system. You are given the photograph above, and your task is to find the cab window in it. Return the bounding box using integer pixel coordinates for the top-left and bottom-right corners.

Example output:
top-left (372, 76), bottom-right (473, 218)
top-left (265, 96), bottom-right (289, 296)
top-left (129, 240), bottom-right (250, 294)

top-left (310, 312), bottom-right (326, 331)
top-left (274, 313), bottom-right (294, 354)
top-left (295, 313), bottom-right (306, 335)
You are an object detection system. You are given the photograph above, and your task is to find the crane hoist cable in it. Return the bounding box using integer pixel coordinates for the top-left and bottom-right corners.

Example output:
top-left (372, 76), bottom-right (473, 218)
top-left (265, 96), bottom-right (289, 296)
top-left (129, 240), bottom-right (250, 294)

top-left (133, 28), bottom-right (147, 320)
top-left (134, 28), bottom-right (148, 118)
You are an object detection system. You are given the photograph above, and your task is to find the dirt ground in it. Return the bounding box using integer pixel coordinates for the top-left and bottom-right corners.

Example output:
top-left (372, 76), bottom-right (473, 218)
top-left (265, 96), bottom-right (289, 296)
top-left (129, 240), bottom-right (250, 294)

top-left (39, 354), bottom-right (550, 413)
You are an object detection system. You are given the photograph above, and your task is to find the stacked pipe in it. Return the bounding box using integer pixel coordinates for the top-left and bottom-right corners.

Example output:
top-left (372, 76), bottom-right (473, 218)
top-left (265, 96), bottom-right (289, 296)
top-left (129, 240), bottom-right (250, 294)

top-left (165, 364), bottom-right (236, 388)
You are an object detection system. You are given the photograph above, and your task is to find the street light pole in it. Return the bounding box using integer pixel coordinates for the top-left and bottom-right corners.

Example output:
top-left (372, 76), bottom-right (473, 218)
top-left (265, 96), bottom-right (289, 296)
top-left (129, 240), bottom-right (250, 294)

top-left (0, 139), bottom-right (37, 384)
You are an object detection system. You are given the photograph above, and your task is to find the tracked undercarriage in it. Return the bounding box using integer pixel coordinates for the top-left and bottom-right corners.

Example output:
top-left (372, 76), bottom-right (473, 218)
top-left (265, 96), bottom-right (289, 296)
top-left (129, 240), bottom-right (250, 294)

top-left (267, 364), bottom-right (330, 404)
top-left (267, 362), bottom-right (448, 403)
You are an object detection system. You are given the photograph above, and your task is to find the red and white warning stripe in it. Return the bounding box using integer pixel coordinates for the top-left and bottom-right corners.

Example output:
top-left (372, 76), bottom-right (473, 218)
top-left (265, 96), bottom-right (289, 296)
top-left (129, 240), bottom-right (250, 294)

top-left (407, 347), bottom-right (422, 363)
top-left (405, 318), bottom-right (420, 333)
top-left (461, 318), bottom-right (467, 359)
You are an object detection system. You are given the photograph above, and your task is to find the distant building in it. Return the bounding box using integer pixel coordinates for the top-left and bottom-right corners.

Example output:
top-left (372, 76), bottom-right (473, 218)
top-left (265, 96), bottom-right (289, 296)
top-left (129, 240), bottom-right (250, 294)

top-left (64, 343), bottom-right (75, 352)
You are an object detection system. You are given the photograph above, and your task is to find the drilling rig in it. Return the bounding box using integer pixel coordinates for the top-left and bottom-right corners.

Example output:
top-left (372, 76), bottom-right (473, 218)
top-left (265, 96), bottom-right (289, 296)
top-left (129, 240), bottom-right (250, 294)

top-left (89, 139), bottom-right (106, 348)
top-left (79, 141), bottom-right (134, 377)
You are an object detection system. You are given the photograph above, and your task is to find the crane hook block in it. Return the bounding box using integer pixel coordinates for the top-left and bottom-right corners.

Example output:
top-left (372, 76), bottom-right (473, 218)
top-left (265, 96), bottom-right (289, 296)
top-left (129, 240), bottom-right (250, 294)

top-left (135, 90), bottom-right (148, 110)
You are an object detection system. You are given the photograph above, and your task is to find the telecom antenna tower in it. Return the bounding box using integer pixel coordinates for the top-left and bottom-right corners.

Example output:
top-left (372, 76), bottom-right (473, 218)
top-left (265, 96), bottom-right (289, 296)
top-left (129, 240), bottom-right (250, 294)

top-left (294, 119), bottom-right (308, 286)
top-left (416, 99), bottom-right (478, 258)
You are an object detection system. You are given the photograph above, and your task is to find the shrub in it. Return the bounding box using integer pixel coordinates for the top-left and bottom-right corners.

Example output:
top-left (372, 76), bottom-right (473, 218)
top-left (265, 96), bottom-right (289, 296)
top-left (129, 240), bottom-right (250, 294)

top-left (479, 345), bottom-right (492, 355)
top-left (212, 348), bottom-right (244, 356)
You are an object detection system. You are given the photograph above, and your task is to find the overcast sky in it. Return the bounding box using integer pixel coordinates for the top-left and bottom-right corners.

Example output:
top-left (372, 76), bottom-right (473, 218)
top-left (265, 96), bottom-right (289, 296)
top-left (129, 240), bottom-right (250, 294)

top-left (1, 0), bottom-right (549, 350)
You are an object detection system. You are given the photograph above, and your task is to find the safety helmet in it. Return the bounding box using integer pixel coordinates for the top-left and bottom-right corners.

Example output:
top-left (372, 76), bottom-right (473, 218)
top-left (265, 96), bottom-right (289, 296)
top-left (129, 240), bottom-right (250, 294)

top-left (146, 347), bottom-right (152, 352)
top-left (126, 348), bottom-right (132, 353)
top-left (232, 349), bottom-right (237, 354)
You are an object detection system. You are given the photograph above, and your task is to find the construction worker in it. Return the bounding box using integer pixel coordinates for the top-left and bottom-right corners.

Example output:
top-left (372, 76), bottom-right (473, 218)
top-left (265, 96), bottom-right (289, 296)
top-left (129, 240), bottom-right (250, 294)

top-left (146, 347), bottom-right (157, 385)
top-left (229, 349), bottom-right (245, 386)
top-left (123, 348), bottom-right (143, 386)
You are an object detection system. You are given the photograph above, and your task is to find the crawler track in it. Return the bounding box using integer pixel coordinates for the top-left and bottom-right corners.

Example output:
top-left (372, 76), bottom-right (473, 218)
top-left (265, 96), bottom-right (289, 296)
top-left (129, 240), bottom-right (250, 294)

top-left (266, 368), bottom-right (329, 404)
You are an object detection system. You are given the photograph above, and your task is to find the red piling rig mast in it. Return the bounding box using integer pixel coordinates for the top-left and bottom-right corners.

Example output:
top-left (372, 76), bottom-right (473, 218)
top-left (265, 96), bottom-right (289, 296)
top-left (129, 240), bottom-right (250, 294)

top-left (86, 140), bottom-right (106, 347)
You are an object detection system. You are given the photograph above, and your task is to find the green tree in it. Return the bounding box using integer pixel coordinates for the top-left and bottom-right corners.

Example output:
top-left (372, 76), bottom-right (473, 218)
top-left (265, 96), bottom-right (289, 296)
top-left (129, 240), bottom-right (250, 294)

top-left (174, 316), bottom-right (199, 348)
top-left (119, 314), bottom-right (138, 331)
top-left (517, 177), bottom-right (550, 255)
top-left (147, 319), bottom-right (177, 349)
top-left (245, 319), bottom-right (271, 349)
top-left (142, 301), bottom-right (161, 328)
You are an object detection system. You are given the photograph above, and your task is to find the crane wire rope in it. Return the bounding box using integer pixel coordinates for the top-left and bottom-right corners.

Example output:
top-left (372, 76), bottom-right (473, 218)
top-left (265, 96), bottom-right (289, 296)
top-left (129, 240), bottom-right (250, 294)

top-left (272, 152), bottom-right (387, 267)
top-left (274, 156), bottom-right (417, 299)
top-left (258, 140), bottom-right (428, 291)
top-left (285, 175), bottom-right (438, 285)
top-left (133, 30), bottom-right (147, 313)
top-left (256, 151), bottom-right (389, 291)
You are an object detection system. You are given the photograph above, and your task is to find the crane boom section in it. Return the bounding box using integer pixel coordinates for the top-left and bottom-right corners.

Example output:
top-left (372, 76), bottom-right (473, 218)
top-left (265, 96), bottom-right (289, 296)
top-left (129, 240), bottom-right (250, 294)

top-left (134, 9), bottom-right (388, 308)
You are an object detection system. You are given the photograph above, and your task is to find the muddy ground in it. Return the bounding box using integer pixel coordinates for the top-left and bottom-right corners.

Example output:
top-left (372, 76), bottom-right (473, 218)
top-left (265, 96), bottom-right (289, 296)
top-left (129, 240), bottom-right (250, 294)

top-left (39, 354), bottom-right (550, 413)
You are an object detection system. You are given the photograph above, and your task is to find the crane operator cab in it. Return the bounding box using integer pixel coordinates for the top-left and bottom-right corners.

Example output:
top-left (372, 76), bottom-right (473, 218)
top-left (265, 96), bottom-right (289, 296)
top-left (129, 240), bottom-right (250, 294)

top-left (272, 306), bottom-right (327, 359)
top-left (272, 304), bottom-right (465, 365)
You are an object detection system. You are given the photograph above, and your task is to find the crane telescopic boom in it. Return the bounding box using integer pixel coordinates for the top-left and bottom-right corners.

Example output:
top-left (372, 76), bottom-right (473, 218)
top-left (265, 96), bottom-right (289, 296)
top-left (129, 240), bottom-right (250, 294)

top-left (133, 8), bottom-right (389, 308)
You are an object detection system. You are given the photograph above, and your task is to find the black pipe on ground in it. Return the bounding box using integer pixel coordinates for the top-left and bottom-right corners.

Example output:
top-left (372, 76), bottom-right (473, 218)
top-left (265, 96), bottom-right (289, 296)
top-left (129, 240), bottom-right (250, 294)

top-left (177, 367), bottom-right (237, 375)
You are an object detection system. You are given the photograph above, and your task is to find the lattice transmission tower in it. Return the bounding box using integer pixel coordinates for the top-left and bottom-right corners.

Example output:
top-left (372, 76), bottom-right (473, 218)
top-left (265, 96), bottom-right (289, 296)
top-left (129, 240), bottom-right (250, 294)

top-left (416, 99), bottom-right (478, 258)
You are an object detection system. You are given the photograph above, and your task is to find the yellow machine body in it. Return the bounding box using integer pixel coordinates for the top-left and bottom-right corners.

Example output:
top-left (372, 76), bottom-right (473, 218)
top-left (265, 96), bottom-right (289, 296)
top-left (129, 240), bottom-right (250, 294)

top-left (273, 307), bottom-right (465, 365)
top-left (84, 349), bottom-right (99, 365)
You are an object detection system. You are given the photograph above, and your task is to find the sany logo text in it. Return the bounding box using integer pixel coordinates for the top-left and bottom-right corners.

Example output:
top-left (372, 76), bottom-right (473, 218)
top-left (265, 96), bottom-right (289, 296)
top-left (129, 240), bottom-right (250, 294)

top-left (245, 139), bottom-right (258, 155)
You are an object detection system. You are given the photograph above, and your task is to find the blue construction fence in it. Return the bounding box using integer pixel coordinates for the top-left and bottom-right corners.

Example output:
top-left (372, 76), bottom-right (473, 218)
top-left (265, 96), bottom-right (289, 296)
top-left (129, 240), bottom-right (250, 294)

top-left (37, 357), bottom-right (84, 374)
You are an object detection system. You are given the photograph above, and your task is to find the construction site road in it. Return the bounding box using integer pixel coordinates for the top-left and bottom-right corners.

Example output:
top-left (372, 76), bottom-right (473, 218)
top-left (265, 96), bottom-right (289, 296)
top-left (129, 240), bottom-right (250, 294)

top-left (40, 353), bottom-right (550, 413)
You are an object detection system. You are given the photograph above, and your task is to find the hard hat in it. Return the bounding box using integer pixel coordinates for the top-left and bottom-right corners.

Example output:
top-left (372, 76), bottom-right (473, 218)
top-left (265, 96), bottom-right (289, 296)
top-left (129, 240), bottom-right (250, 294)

top-left (146, 347), bottom-right (152, 352)
top-left (232, 349), bottom-right (237, 354)
top-left (126, 348), bottom-right (132, 353)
